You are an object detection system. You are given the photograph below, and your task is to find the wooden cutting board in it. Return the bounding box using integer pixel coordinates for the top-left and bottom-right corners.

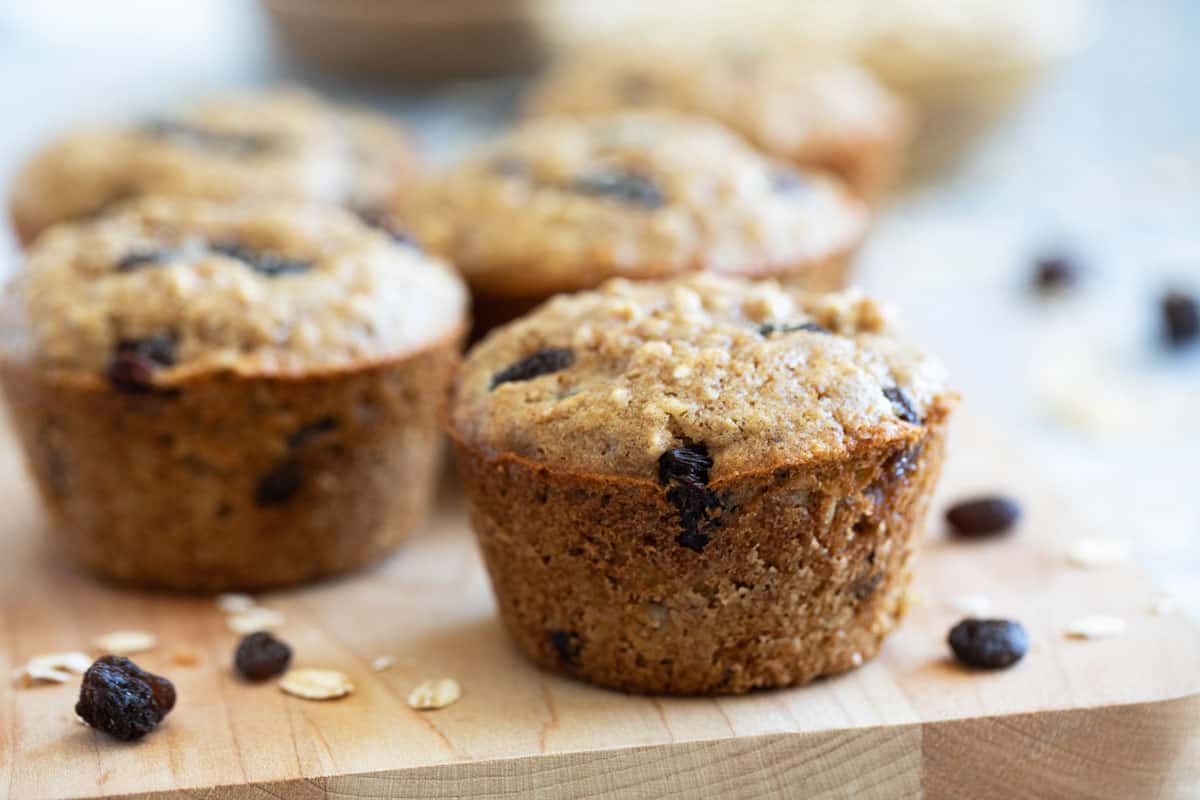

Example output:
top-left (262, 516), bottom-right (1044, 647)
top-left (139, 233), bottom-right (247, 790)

top-left (1, 404), bottom-right (1197, 800)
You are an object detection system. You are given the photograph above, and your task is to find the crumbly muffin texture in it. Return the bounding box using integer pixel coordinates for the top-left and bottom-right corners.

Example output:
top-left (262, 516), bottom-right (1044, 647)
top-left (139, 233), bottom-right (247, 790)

top-left (526, 46), bottom-right (909, 195)
top-left (9, 197), bottom-right (466, 380)
top-left (453, 274), bottom-right (949, 479)
top-left (9, 89), bottom-right (416, 242)
top-left (402, 111), bottom-right (867, 297)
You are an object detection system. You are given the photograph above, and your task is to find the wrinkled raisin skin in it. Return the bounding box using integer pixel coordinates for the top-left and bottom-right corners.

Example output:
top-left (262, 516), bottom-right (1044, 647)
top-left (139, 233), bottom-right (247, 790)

top-left (570, 171), bottom-right (666, 210)
top-left (948, 619), bottom-right (1028, 669)
top-left (883, 386), bottom-right (922, 424)
top-left (549, 630), bottom-right (582, 668)
top-left (491, 347), bottom-right (574, 389)
top-left (945, 496), bottom-right (1022, 538)
top-left (254, 458), bottom-right (304, 506)
top-left (76, 656), bottom-right (176, 741)
top-left (234, 632), bottom-right (293, 682)
top-left (658, 443), bottom-right (724, 553)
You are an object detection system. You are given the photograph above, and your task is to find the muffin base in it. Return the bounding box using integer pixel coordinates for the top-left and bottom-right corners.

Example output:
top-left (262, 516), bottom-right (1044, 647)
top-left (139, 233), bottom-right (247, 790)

top-left (453, 399), bottom-right (952, 695)
top-left (0, 331), bottom-right (462, 592)
top-left (470, 249), bottom-right (855, 341)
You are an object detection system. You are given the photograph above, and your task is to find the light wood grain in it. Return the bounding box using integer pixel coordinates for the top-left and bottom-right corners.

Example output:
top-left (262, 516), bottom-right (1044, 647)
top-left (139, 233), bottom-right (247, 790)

top-left (1, 403), bottom-right (1197, 800)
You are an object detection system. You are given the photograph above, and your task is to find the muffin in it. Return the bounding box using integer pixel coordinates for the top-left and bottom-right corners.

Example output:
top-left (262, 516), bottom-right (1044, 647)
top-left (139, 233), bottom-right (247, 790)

top-left (8, 89), bottom-right (417, 247)
top-left (449, 275), bottom-right (956, 694)
top-left (0, 197), bottom-right (467, 592)
top-left (524, 45), bottom-right (912, 204)
top-left (401, 110), bottom-right (869, 336)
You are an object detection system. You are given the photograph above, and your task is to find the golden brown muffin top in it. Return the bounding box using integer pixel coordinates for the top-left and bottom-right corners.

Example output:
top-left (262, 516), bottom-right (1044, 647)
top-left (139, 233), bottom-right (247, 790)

top-left (525, 45), bottom-right (909, 171)
top-left (9, 89), bottom-right (416, 241)
top-left (401, 110), bottom-right (868, 297)
top-left (5, 197), bottom-right (467, 385)
top-left (451, 274), bottom-right (952, 479)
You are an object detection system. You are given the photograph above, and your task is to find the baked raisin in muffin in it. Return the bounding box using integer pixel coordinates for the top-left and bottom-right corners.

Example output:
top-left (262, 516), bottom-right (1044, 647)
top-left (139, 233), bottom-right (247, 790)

top-left (401, 110), bottom-right (868, 336)
top-left (450, 275), bottom-right (955, 694)
top-left (9, 89), bottom-right (417, 247)
top-left (525, 46), bottom-right (912, 204)
top-left (0, 197), bottom-right (467, 592)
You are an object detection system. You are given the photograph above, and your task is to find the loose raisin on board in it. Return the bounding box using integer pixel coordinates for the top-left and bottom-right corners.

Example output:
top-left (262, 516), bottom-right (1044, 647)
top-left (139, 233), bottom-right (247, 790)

top-left (757, 321), bottom-right (829, 336)
top-left (948, 619), bottom-right (1028, 669)
top-left (1162, 290), bottom-right (1199, 349)
top-left (570, 171), bottom-right (666, 210)
top-left (548, 630), bottom-right (582, 668)
top-left (1032, 253), bottom-right (1079, 293)
top-left (352, 206), bottom-right (419, 246)
top-left (106, 335), bottom-right (177, 394)
top-left (210, 241), bottom-right (312, 278)
top-left (491, 347), bottom-right (574, 389)
top-left (883, 385), bottom-right (922, 424)
top-left (658, 443), bottom-right (724, 553)
top-left (254, 458), bottom-right (304, 506)
top-left (234, 632), bottom-right (293, 681)
top-left (945, 496), bottom-right (1021, 538)
top-left (76, 656), bottom-right (176, 741)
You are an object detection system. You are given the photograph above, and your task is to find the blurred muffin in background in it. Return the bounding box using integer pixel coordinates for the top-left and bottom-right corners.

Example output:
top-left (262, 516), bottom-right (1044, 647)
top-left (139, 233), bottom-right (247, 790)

top-left (541, 0), bottom-right (1089, 181)
top-left (399, 110), bottom-right (868, 337)
top-left (262, 0), bottom-right (547, 81)
top-left (525, 45), bottom-right (912, 205)
top-left (9, 89), bottom-right (417, 247)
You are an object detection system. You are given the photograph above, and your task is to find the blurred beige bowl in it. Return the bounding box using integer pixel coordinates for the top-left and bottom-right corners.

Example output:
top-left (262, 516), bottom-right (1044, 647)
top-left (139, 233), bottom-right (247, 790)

top-left (262, 0), bottom-right (547, 80)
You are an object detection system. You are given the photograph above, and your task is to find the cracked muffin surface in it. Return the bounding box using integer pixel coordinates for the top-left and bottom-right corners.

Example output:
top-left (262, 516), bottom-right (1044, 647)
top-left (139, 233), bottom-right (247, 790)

top-left (402, 111), bottom-right (868, 299)
top-left (9, 89), bottom-right (417, 245)
top-left (451, 274), bottom-right (951, 479)
top-left (6, 196), bottom-right (466, 381)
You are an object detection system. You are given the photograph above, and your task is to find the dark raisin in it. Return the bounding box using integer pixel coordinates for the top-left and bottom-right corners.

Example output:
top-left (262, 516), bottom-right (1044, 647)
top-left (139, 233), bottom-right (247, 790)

top-left (116, 249), bottom-right (172, 271)
top-left (548, 630), bottom-right (582, 668)
top-left (945, 496), bottom-right (1021, 538)
top-left (287, 416), bottom-right (339, 449)
top-left (948, 619), bottom-right (1028, 669)
top-left (352, 206), bottom-right (418, 246)
top-left (883, 385), bottom-right (921, 424)
top-left (570, 171), bottom-right (666, 210)
top-left (210, 241), bottom-right (312, 278)
top-left (770, 169), bottom-right (810, 194)
top-left (850, 571), bottom-right (884, 601)
top-left (254, 458), bottom-right (303, 506)
top-left (491, 347), bottom-right (574, 389)
top-left (75, 655), bottom-right (176, 741)
top-left (140, 119), bottom-right (273, 156)
top-left (1162, 290), bottom-right (1199, 349)
top-left (1032, 253), bottom-right (1078, 293)
top-left (658, 443), bottom-right (724, 552)
top-left (233, 632), bottom-right (293, 682)
top-left (106, 335), bottom-right (177, 394)
top-left (757, 321), bottom-right (829, 336)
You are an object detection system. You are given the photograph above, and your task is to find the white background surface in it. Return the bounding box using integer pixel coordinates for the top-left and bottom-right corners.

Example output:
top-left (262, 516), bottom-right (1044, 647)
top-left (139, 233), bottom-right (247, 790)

top-left (0, 1), bottom-right (1196, 614)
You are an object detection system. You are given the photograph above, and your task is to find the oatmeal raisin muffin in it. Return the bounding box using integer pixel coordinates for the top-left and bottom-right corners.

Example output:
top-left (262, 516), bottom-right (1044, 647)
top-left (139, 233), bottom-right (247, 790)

top-left (9, 89), bottom-right (417, 247)
top-left (402, 110), bottom-right (869, 336)
top-left (450, 275), bottom-right (955, 694)
top-left (0, 197), bottom-right (467, 591)
top-left (524, 46), bottom-right (912, 204)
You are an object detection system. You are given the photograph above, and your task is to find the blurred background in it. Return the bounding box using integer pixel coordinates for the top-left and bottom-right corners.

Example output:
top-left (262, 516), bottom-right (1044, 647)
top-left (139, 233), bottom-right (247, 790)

top-left (0, 0), bottom-right (1196, 611)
